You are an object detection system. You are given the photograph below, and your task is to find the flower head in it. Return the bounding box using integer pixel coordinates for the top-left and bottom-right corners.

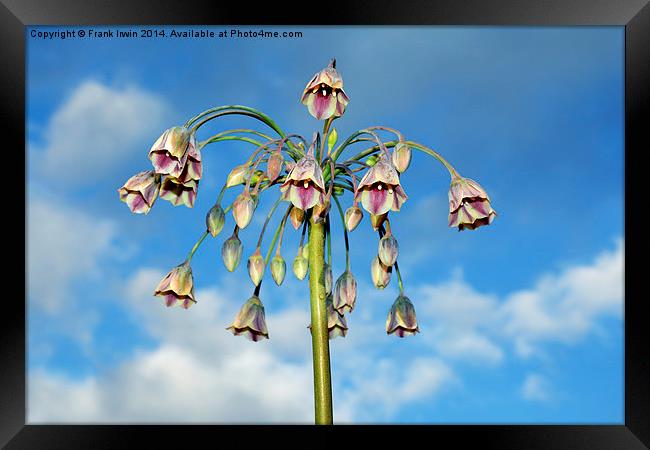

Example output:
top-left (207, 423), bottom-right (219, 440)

top-left (300, 59), bottom-right (350, 120)
top-left (148, 127), bottom-right (195, 178)
top-left (227, 295), bottom-right (269, 342)
top-left (333, 270), bottom-right (357, 314)
top-left (118, 170), bottom-right (160, 214)
top-left (159, 176), bottom-right (198, 208)
top-left (354, 154), bottom-right (408, 216)
top-left (386, 294), bottom-right (419, 337)
top-left (280, 149), bottom-right (326, 211)
top-left (153, 262), bottom-right (196, 309)
top-left (448, 177), bottom-right (497, 231)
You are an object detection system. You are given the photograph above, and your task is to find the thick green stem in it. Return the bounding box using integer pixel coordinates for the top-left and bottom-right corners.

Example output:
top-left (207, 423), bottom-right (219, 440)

top-left (308, 220), bottom-right (333, 425)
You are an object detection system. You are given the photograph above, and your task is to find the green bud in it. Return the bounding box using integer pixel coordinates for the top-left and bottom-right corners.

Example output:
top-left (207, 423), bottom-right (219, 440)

top-left (392, 142), bottom-right (412, 173)
top-left (247, 249), bottom-right (265, 286)
top-left (327, 128), bottom-right (338, 153)
top-left (370, 256), bottom-right (391, 289)
top-left (345, 206), bottom-right (363, 232)
top-left (293, 252), bottom-right (309, 280)
top-left (378, 234), bottom-right (399, 267)
top-left (226, 164), bottom-right (250, 188)
top-left (365, 154), bottom-right (380, 167)
top-left (221, 232), bottom-right (243, 272)
top-left (206, 204), bottom-right (226, 237)
top-left (270, 255), bottom-right (286, 286)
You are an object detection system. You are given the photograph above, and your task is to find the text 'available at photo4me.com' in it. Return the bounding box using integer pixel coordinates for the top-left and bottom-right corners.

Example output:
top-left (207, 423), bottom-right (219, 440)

top-left (29, 27), bottom-right (304, 41)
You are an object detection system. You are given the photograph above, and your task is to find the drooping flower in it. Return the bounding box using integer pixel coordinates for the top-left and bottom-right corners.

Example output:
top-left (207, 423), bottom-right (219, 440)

top-left (148, 126), bottom-right (194, 178)
top-left (386, 294), bottom-right (419, 337)
top-left (232, 190), bottom-right (257, 229)
top-left (354, 154), bottom-right (408, 216)
top-left (378, 234), bottom-right (399, 267)
top-left (371, 256), bottom-right (391, 289)
top-left (247, 248), bottom-right (265, 286)
top-left (270, 254), bottom-right (286, 286)
top-left (280, 149), bottom-right (326, 211)
top-left (227, 295), bottom-right (269, 342)
top-left (333, 270), bottom-right (357, 314)
top-left (118, 170), bottom-right (160, 214)
top-left (176, 134), bottom-right (202, 183)
top-left (448, 176), bottom-right (497, 231)
top-left (206, 204), bottom-right (225, 237)
top-left (159, 176), bottom-right (198, 208)
top-left (289, 206), bottom-right (305, 230)
top-left (300, 59), bottom-right (350, 120)
top-left (344, 205), bottom-right (363, 232)
top-left (309, 294), bottom-right (348, 340)
top-left (153, 262), bottom-right (196, 309)
top-left (222, 229), bottom-right (243, 272)
top-left (391, 142), bottom-right (412, 173)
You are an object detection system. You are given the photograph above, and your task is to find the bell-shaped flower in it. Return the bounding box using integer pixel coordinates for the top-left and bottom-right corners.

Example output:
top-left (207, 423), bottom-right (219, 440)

top-left (227, 295), bottom-right (269, 342)
top-left (344, 205), bottom-right (363, 232)
top-left (159, 176), bottom-right (198, 208)
top-left (247, 248), bottom-right (265, 286)
top-left (148, 126), bottom-right (193, 178)
top-left (354, 154), bottom-right (408, 216)
top-left (333, 270), bottom-right (357, 314)
top-left (391, 142), bottom-right (412, 173)
top-left (153, 262), bottom-right (196, 309)
top-left (280, 149), bottom-right (326, 211)
top-left (266, 150), bottom-right (284, 182)
top-left (448, 176), bottom-right (497, 231)
top-left (232, 190), bottom-right (257, 229)
top-left (386, 294), bottom-right (420, 337)
top-left (292, 251), bottom-right (309, 280)
top-left (378, 234), bottom-right (399, 267)
top-left (222, 230), bottom-right (243, 272)
top-left (270, 254), bottom-right (286, 286)
top-left (206, 204), bottom-right (225, 237)
top-left (118, 170), bottom-right (160, 214)
top-left (300, 59), bottom-right (350, 120)
top-left (289, 206), bottom-right (305, 230)
top-left (309, 294), bottom-right (348, 339)
top-left (176, 135), bottom-right (202, 183)
top-left (371, 256), bottom-right (391, 289)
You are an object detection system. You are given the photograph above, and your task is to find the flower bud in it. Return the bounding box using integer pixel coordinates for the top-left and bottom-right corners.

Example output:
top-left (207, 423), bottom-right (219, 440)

top-left (386, 294), bottom-right (419, 337)
top-left (391, 142), bottom-right (412, 173)
top-left (371, 256), bottom-right (391, 289)
top-left (365, 154), bottom-right (380, 167)
top-left (247, 249), bottom-right (265, 286)
top-left (327, 128), bottom-right (338, 153)
top-left (232, 191), bottom-right (257, 229)
top-left (227, 295), bottom-right (269, 342)
top-left (370, 212), bottom-right (388, 231)
top-left (344, 205), bottom-right (363, 232)
top-left (302, 243), bottom-right (310, 260)
top-left (292, 252), bottom-right (309, 280)
top-left (324, 263), bottom-right (333, 295)
top-left (333, 186), bottom-right (345, 196)
top-left (312, 200), bottom-right (330, 224)
top-left (309, 294), bottom-right (348, 339)
top-left (266, 150), bottom-right (284, 182)
top-left (333, 270), bottom-right (357, 314)
top-left (221, 232), bottom-right (243, 272)
top-left (226, 164), bottom-right (250, 188)
top-left (153, 262), bottom-right (196, 309)
top-left (270, 254), bottom-right (286, 286)
top-left (378, 234), bottom-right (399, 267)
top-left (289, 206), bottom-right (305, 230)
top-left (205, 204), bottom-right (225, 237)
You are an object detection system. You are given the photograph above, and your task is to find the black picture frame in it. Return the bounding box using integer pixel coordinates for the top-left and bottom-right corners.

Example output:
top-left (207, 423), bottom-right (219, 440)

top-left (3, 0), bottom-right (648, 447)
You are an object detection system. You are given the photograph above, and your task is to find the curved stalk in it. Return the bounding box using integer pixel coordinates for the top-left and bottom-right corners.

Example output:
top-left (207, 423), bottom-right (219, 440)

top-left (185, 230), bottom-right (209, 263)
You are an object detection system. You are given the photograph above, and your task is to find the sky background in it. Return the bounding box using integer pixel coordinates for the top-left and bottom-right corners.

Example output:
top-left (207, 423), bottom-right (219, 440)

top-left (26, 26), bottom-right (624, 423)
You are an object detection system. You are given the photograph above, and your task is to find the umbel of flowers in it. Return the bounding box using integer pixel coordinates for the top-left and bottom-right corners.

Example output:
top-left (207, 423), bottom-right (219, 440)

top-left (118, 58), bottom-right (496, 424)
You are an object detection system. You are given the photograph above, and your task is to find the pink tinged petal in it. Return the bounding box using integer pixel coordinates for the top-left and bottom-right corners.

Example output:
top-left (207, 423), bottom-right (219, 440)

top-left (360, 187), bottom-right (392, 216)
top-left (391, 184), bottom-right (408, 211)
top-left (289, 184), bottom-right (320, 211)
top-left (125, 193), bottom-right (150, 214)
top-left (307, 92), bottom-right (337, 120)
top-left (162, 293), bottom-right (178, 307)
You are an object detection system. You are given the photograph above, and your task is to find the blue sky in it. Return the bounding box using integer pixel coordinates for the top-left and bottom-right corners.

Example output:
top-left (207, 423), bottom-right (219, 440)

top-left (26, 26), bottom-right (624, 423)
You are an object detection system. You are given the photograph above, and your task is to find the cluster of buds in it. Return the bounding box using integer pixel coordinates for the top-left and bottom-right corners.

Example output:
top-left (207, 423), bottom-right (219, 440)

top-left (119, 126), bottom-right (203, 214)
top-left (121, 58), bottom-right (496, 345)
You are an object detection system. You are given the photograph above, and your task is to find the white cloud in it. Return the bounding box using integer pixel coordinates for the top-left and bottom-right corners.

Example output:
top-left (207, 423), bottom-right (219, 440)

top-left (27, 196), bottom-right (116, 314)
top-left (33, 80), bottom-right (170, 184)
top-left (520, 373), bottom-right (551, 403)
